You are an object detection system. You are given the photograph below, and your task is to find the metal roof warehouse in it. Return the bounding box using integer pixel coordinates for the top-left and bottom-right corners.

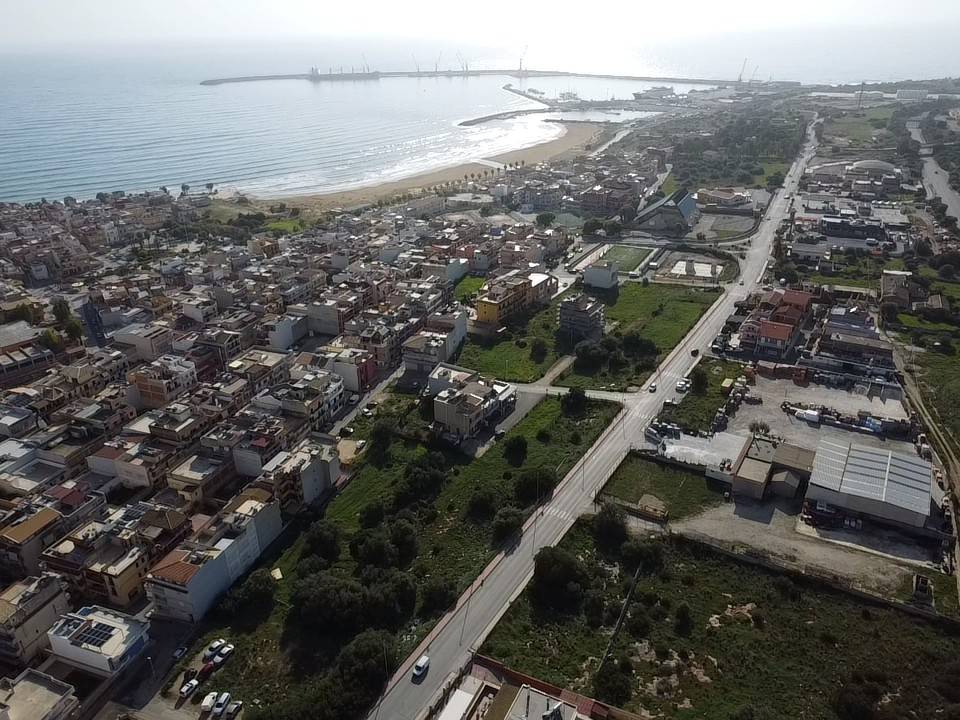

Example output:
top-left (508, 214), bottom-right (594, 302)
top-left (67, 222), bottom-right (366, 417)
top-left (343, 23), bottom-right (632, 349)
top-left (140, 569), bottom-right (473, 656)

top-left (806, 439), bottom-right (933, 528)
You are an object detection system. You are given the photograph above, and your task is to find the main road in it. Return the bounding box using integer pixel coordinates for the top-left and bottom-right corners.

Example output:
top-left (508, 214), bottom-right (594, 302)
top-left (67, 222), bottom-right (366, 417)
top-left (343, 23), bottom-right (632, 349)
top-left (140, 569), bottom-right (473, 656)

top-left (368, 123), bottom-right (819, 720)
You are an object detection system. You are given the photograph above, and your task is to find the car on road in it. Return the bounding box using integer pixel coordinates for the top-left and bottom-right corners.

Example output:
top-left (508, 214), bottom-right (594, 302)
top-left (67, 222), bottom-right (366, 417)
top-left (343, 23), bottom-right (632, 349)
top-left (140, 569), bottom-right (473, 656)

top-left (214, 644), bottom-right (235, 666)
top-left (738, 279), bottom-right (744, 285)
top-left (690, 348), bottom-right (699, 357)
top-left (172, 645), bottom-right (188, 661)
top-left (203, 639), bottom-right (226, 661)
top-left (676, 379), bottom-right (690, 392)
top-left (179, 679), bottom-right (199, 698)
top-left (212, 693), bottom-right (232, 717)
top-left (201, 692), bottom-right (219, 713)
top-left (349, 394), bottom-right (360, 404)
top-left (648, 382), bottom-right (657, 392)
top-left (412, 655), bottom-right (430, 679)
top-left (226, 700), bottom-right (244, 718)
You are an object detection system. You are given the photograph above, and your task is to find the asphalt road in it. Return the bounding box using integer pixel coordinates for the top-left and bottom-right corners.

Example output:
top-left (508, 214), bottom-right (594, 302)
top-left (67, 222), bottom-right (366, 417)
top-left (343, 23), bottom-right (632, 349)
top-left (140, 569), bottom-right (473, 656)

top-left (909, 116), bottom-right (960, 219)
top-left (367, 124), bottom-right (820, 720)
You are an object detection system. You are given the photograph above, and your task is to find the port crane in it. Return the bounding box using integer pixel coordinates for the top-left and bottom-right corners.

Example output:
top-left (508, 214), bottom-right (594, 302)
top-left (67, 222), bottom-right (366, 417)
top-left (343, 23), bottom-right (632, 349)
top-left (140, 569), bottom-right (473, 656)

top-left (737, 57), bottom-right (748, 83)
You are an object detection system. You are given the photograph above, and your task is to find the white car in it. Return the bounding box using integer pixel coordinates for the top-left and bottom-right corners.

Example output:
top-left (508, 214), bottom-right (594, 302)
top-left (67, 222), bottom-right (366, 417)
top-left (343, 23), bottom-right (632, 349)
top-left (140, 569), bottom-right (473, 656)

top-left (212, 692), bottom-right (232, 717)
top-left (214, 644), bottom-right (235, 666)
top-left (648, 383), bottom-right (657, 393)
top-left (203, 638), bottom-right (226, 661)
top-left (412, 655), bottom-right (430, 678)
top-left (676, 380), bottom-right (690, 392)
top-left (179, 679), bottom-right (199, 698)
top-left (226, 701), bottom-right (244, 718)
top-left (201, 692), bottom-right (219, 713)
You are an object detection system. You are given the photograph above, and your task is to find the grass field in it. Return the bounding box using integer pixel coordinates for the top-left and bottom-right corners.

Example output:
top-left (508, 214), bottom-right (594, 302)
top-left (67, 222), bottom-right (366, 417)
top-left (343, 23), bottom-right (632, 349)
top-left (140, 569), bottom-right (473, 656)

top-left (824, 106), bottom-right (895, 145)
top-left (558, 285), bottom-right (720, 391)
top-left (660, 175), bottom-right (679, 196)
top-left (602, 454), bottom-right (723, 520)
top-left (755, 160), bottom-right (789, 187)
top-left (186, 396), bottom-right (619, 706)
top-left (482, 521), bottom-right (960, 719)
top-left (454, 275), bottom-right (486, 301)
top-left (457, 295), bottom-right (567, 382)
top-left (658, 359), bottom-right (746, 432)
top-left (896, 313), bottom-right (958, 333)
top-left (264, 218), bottom-right (304, 234)
top-left (601, 245), bottom-right (651, 271)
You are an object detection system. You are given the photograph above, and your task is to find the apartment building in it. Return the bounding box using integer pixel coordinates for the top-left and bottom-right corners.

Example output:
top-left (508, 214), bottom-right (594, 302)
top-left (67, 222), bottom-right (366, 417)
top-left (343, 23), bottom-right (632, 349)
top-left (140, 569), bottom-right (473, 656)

top-left (0, 574), bottom-right (69, 667)
top-left (146, 484), bottom-right (282, 622)
top-left (291, 347), bottom-right (377, 393)
top-left (111, 322), bottom-right (173, 361)
top-left (226, 347), bottom-right (292, 393)
top-left (0, 669), bottom-right (79, 720)
top-left (558, 294), bottom-right (605, 341)
top-left (126, 355), bottom-right (198, 410)
top-left (47, 605), bottom-right (149, 677)
top-left (259, 439), bottom-right (340, 512)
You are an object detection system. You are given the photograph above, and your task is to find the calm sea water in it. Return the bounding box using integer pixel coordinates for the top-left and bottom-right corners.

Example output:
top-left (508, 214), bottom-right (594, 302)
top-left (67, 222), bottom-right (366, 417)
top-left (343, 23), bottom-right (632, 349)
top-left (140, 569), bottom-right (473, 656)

top-left (2, 33), bottom-right (956, 203)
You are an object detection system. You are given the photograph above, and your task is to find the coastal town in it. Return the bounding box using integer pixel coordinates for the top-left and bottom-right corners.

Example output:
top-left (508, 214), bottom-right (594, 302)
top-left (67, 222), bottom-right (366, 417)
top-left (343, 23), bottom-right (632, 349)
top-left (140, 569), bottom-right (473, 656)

top-left (2, 71), bottom-right (960, 720)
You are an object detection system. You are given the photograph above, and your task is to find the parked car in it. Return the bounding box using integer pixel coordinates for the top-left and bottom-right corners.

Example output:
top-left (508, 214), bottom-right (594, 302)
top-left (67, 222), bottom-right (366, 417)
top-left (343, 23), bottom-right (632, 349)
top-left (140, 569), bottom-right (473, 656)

top-left (198, 661), bottom-right (217, 681)
top-left (214, 644), bottom-right (235, 666)
top-left (179, 679), bottom-right (200, 698)
top-left (412, 655), bottom-right (430, 679)
top-left (212, 693), bottom-right (232, 718)
top-left (203, 639), bottom-right (226, 661)
top-left (648, 383), bottom-right (657, 393)
top-left (226, 700), bottom-right (244, 718)
top-left (201, 692), bottom-right (219, 713)
top-left (172, 645), bottom-right (188, 661)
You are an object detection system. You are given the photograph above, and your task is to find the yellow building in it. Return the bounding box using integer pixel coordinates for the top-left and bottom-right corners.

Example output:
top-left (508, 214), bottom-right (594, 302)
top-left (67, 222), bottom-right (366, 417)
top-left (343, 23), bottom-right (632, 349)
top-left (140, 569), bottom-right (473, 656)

top-left (475, 276), bottom-right (532, 325)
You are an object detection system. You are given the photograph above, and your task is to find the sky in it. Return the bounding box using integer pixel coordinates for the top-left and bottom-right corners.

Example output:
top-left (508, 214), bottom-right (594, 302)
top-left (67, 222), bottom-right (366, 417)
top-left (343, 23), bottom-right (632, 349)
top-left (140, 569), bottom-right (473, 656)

top-left (3, 0), bottom-right (958, 50)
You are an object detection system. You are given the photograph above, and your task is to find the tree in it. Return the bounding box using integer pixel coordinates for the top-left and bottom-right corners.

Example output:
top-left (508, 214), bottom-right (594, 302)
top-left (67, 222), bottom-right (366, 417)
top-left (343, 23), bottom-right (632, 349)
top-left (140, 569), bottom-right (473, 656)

top-left (574, 340), bottom-right (606, 371)
top-left (359, 501), bottom-right (385, 529)
top-left (503, 435), bottom-right (528, 466)
top-left (303, 519), bottom-right (341, 562)
top-left (880, 302), bottom-right (900, 324)
top-left (532, 546), bottom-right (587, 611)
top-left (748, 420), bottom-right (770, 435)
top-left (6, 304), bottom-right (35, 324)
top-left (593, 663), bottom-right (633, 706)
top-left (52, 298), bottom-right (71, 325)
top-left (622, 332), bottom-right (657, 358)
top-left (224, 568), bottom-right (276, 625)
top-left (514, 466), bottom-right (559, 504)
top-left (914, 237), bottom-right (933, 257)
top-left (467, 486), bottom-right (498, 519)
top-left (593, 503), bottom-right (628, 550)
top-left (582, 218), bottom-right (602, 235)
top-left (940, 264), bottom-right (956, 279)
top-left (388, 520), bottom-right (419, 567)
top-left (530, 337), bottom-right (548, 362)
top-left (603, 220), bottom-right (623, 236)
top-left (289, 573), bottom-right (365, 634)
top-left (350, 528), bottom-right (399, 569)
top-left (620, 204), bottom-right (637, 223)
top-left (675, 602), bottom-right (694, 636)
top-left (38, 329), bottom-right (63, 352)
top-left (421, 576), bottom-right (458, 615)
top-left (561, 386), bottom-right (588, 415)
top-left (363, 569), bottom-right (417, 628)
top-left (180, 183), bottom-right (190, 196)
top-left (536, 212), bottom-right (556, 227)
top-left (335, 629), bottom-right (397, 692)
top-left (690, 367), bottom-right (709, 394)
top-left (492, 505), bottom-right (525, 542)
top-left (369, 420), bottom-right (393, 461)
top-left (620, 539), bottom-right (664, 573)
top-left (64, 317), bottom-right (84, 344)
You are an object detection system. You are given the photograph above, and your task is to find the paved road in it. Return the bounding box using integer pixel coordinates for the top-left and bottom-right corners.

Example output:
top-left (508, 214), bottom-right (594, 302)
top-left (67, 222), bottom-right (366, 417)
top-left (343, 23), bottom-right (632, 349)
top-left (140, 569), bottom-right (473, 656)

top-left (910, 116), bottom-right (960, 219)
top-left (367, 124), bottom-right (820, 720)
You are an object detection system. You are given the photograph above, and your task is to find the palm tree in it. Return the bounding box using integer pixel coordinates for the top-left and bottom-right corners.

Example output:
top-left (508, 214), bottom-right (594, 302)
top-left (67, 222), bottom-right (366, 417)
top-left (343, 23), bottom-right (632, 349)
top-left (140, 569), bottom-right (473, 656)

top-left (205, 182), bottom-right (214, 193)
top-left (160, 186), bottom-right (169, 195)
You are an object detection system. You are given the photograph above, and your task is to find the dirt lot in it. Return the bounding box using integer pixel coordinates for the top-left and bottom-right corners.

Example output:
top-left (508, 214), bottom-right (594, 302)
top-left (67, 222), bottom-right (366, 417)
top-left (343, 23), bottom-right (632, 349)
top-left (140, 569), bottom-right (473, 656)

top-left (673, 498), bottom-right (920, 596)
top-left (728, 375), bottom-right (914, 454)
top-left (686, 213), bottom-right (755, 240)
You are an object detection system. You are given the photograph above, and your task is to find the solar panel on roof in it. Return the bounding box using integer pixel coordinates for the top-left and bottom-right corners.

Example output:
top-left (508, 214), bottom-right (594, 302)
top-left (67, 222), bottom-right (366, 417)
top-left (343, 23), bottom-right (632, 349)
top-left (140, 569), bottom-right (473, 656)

top-left (74, 621), bottom-right (116, 648)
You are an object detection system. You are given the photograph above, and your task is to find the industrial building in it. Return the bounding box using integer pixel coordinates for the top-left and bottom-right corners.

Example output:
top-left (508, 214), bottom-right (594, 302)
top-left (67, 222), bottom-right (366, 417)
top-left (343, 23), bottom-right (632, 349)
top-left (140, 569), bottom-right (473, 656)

top-left (805, 439), bottom-right (933, 529)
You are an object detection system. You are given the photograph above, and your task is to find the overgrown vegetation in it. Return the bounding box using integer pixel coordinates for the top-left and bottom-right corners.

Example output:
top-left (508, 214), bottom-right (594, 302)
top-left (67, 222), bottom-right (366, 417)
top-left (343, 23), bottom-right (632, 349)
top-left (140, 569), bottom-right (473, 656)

top-left (483, 520), bottom-right (960, 719)
top-left (658, 359), bottom-right (746, 433)
top-left (186, 395), bottom-right (618, 720)
top-left (602, 454), bottom-right (724, 520)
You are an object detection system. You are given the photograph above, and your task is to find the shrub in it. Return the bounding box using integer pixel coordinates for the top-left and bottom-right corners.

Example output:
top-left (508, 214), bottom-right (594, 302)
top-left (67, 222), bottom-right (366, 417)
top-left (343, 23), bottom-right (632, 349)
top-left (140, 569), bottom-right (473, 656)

top-left (531, 546), bottom-right (587, 612)
top-left (592, 503), bottom-right (628, 550)
top-left (514, 466), bottom-right (559, 504)
top-left (504, 435), bottom-right (528, 466)
top-left (303, 519), bottom-right (341, 562)
top-left (491, 506), bottom-right (525, 542)
top-left (675, 602), bottom-right (694, 636)
top-left (536, 428), bottom-right (552, 444)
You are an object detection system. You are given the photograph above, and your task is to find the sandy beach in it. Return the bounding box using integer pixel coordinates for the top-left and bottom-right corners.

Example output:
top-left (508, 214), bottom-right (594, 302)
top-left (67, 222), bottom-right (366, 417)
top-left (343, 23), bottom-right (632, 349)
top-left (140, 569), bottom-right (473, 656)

top-left (246, 121), bottom-right (608, 213)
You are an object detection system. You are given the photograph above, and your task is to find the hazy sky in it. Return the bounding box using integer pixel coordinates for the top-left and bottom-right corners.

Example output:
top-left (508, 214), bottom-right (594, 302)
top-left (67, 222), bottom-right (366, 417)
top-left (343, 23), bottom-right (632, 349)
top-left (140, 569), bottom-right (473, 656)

top-left (4, 0), bottom-right (957, 49)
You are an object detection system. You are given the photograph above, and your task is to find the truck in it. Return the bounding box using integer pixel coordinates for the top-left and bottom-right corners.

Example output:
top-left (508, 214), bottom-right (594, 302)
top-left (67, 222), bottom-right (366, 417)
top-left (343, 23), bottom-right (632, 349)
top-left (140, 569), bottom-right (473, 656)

top-left (795, 408), bottom-right (820, 424)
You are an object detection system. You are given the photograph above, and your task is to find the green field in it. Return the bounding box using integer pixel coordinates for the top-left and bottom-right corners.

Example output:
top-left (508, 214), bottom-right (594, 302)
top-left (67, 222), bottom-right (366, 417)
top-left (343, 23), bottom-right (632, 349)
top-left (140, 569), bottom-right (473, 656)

top-left (824, 106), bottom-right (895, 145)
top-left (454, 275), bottom-right (486, 301)
top-left (558, 284), bottom-right (720, 390)
top-left (264, 218), bottom-right (304, 234)
top-left (755, 160), bottom-right (789, 187)
top-left (896, 313), bottom-right (957, 333)
top-left (601, 245), bottom-right (651, 271)
top-left (603, 454), bottom-right (723, 520)
top-left (658, 359), bottom-right (746, 433)
top-left (183, 396), bottom-right (619, 710)
top-left (482, 521), bottom-right (960, 719)
top-left (660, 175), bottom-right (679, 196)
top-left (458, 295), bottom-right (568, 382)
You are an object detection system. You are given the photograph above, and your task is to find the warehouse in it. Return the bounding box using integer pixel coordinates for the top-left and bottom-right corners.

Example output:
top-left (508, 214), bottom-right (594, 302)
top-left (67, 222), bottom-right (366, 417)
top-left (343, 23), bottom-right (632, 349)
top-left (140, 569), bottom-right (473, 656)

top-left (805, 439), bottom-right (933, 529)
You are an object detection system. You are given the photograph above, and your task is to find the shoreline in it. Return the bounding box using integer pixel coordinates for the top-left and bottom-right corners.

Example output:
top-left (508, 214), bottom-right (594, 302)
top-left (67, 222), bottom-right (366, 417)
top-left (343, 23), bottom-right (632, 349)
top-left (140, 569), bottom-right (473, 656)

top-left (241, 121), bottom-right (609, 213)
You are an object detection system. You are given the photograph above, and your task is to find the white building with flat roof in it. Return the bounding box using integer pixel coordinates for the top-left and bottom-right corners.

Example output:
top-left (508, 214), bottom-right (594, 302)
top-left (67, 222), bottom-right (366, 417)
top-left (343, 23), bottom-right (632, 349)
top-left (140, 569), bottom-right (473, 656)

top-left (47, 606), bottom-right (149, 677)
top-left (0, 668), bottom-right (78, 720)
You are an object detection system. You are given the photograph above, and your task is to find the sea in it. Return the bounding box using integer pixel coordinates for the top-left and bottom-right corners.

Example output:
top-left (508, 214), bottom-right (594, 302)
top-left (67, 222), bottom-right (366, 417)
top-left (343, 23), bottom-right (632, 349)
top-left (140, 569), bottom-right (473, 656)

top-left (2, 32), bottom-right (957, 204)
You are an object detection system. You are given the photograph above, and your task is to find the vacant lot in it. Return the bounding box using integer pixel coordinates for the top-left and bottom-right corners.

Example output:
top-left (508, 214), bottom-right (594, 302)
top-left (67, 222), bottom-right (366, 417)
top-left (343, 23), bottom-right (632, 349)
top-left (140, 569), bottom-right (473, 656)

top-left (824, 106), bottom-right (895, 146)
top-left (603, 454), bottom-right (723, 520)
top-left (454, 275), bottom-right (486, 301)
top-left (178, 396), bottom-right (618, 711)
top-left (558, 285), bottom-right (720, 390)
top-left (482, 521), bottom-right (960, 719)
top-left (658, 358), bottom-right (746, 432)
top-left (601, 245), bottom-right (650, 271)
top-left (458, 295), bottom-right (567, 382)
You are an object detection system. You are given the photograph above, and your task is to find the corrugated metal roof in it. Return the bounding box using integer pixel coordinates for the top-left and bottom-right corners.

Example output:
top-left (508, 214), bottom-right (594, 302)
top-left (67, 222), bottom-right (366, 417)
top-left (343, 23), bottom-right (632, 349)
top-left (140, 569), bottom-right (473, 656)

top-left (810, 439), bottom-right (931, 516)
